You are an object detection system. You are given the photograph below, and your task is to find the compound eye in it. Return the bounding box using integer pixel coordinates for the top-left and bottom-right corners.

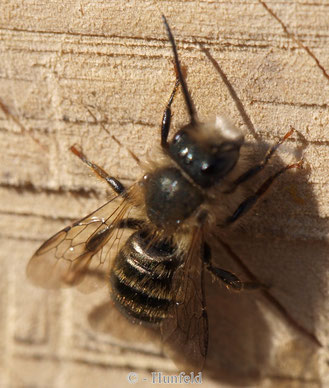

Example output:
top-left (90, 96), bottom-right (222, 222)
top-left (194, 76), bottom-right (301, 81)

top-left (201, 162), bottom-right (215, 174)
top-left (201, 147), bottom-right (240, 180)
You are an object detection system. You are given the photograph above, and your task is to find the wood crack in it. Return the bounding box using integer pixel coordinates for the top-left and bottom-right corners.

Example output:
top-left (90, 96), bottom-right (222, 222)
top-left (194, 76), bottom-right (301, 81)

top-left (259, 0), bottom-right (329, 82)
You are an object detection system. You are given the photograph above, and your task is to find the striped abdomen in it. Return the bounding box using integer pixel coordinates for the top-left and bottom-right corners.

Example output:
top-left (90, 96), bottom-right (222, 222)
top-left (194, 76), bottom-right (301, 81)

top-left (110, 231), bottom-right (180, 324)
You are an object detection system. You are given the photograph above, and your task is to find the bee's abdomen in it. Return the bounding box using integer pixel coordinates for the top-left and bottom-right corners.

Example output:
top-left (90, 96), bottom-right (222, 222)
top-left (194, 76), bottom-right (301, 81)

top-left (110, 231), bottom-right (180, 324)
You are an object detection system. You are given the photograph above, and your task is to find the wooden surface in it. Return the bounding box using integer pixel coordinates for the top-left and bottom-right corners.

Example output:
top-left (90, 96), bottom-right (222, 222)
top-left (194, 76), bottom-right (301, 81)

top-left (0, 1), bottom-right (328, 387)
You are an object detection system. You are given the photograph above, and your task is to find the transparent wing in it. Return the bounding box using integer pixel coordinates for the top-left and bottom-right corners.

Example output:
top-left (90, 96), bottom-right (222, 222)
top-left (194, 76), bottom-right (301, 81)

top-left (161, 228), bottom-right (208, 371)
top-left (27, 194), bottom-right (134, 291)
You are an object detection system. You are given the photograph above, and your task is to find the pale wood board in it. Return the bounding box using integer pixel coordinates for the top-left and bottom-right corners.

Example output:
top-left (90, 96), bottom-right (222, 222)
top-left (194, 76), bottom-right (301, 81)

top-left (0, 1), bottom-right (328, 387)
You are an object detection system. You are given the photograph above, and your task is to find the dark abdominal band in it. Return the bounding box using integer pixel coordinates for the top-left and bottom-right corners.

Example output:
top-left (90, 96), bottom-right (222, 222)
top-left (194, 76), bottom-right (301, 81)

top-left (110, 231), bottom-right (180, 324)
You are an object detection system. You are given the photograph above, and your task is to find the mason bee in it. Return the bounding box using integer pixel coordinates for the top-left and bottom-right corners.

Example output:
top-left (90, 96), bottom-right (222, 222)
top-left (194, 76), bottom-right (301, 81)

top-left (27, 16), bottom-right (301, 370)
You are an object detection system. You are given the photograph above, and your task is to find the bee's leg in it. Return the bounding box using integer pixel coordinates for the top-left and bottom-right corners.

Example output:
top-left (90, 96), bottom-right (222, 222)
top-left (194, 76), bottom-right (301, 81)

top-left (70, 145), bottom-right (126, 196)
top-left (227, 129), bottom-right (294, 193)
top-left (161, 78), bottom-right (180, 148)
top-left (117, 218), bottom-right (145, 230)
top-left (226, 159), bottom-right (303, 225)
top-left (203, 242), bottom-right (261, 290)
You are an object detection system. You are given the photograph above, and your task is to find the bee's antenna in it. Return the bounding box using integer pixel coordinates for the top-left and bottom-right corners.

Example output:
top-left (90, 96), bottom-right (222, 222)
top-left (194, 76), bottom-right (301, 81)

top-left (162, 15), bottom-right (197, 126)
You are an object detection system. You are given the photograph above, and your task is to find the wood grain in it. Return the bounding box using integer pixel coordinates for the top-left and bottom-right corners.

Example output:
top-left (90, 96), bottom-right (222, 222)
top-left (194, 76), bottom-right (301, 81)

top-left (0, 1), bottom-right (328, 387)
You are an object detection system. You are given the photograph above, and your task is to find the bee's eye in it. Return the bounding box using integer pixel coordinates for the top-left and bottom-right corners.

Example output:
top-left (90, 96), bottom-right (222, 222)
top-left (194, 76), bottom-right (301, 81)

top-left (202, 145), bottom-right (239, 175)
top-left (201, 162), bottom-right (214, 173)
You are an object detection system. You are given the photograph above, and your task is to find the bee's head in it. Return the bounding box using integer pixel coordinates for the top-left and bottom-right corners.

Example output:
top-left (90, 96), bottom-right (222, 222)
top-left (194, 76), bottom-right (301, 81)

top-left (162, 16), bottom-right (244, 188)
top-left (168, 117), bottom-right (244, 188)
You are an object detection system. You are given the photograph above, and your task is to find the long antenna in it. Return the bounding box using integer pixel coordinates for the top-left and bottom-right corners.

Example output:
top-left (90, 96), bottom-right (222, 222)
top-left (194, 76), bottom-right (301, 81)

top-left (162, 15), bottom-right (197, 126)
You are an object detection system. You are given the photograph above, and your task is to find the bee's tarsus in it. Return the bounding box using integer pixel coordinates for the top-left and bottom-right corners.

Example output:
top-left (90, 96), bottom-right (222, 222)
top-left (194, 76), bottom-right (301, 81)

top-left (226, 157), bottom-right (303, 225)
top-left (203, 242), bottom-right (261, 291)
top-left (229, 128), bottom-right (297, 192)
top-left (70, 145), bottom-right (126, 196)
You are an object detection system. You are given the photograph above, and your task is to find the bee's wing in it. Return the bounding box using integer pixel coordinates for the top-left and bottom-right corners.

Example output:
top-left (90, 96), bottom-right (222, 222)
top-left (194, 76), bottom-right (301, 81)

top-left (27, 193), bottom-right (134, 291)
top-left (161, 228), bottom-right (208, 371)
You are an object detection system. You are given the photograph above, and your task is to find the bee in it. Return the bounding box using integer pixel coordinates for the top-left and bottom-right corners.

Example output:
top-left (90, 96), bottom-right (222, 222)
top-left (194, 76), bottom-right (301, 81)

top-left (27, 16), bottom-right (301, 370)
